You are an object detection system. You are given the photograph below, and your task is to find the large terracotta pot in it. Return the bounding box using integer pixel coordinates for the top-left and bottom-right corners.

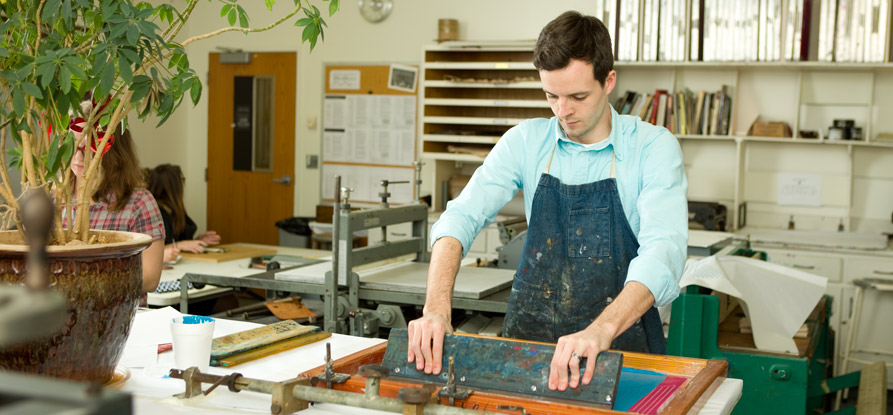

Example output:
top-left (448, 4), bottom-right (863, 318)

top-left (0, 230), bottom-right (151, 383)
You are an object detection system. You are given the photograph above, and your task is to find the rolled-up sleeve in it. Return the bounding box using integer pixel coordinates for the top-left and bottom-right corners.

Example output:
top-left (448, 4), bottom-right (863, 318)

top-left (625, 132), bottom-right (688, 307)
top-left (430, 125), bottom-right (526, 257)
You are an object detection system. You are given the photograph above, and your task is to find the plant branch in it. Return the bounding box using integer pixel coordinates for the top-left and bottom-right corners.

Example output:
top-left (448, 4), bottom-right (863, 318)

top-left (74, 31), bottom-right (104, 55)
top-left (163, 0), bottom-right (199, 43)
top-left (0, 128), bottom-right (21, 219)
top-left (181, 5), bottom-right (302, 47)
top-left (35, 0), bottom-right (47, 53)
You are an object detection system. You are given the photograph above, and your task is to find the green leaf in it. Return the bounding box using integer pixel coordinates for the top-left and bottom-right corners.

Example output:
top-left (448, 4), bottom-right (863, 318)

top-left (127, 24), bottom-right (140, 45)
top-left (120, 48), bottom-right (140, 65)
top-left (101, 0), bottom-right (117, 21)
top-left (98, 62), bottom-right (115, 98)
top-left (295, 17), bottom-right (313, 27)
top-left (59, 66), bottom-right (72, 93)
top-left (59, 132), bottom-right (75, 167)
top-left (0, 48), bottom-right (8, 57)
top-left (118, 55), bottom-right (133, 83)
top-left (227, 8), bottom-right (236, 26)
top-left (238, 8), bottom-right (249, 28)
top-left (220, 4), bottom-right (233, 18)
top-left (189, 77), bottom-right (202, 105)
top-left (63, 56), bottom-right (88, 80)
top-left (46, 134), bottom-right (62, 176)
top-left (301, 22), bottom-right (317, 43)
top-left (12, 88), bottom-right (25, 116)
top-left (328, 0), bottom-right (339, 16)
top-left (265, 0), bottom-right (274, 11)
top-left (61, 0), bottom-right (73, 25)
top-left (7, 148), bottom-right (23, 169)
top-left (22, 82), bottom-right (43, 100)
top-left (41, 0), bottom-right (62, 22)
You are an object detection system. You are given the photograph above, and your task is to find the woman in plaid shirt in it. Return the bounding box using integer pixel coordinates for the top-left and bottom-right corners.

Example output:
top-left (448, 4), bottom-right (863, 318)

top-left (69, 117), bottom-right (165, 294)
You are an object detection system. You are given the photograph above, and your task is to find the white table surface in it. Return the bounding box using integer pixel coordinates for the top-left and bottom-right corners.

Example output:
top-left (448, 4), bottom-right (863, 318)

top-left (147, 244), bottom-right (330, 306)
top-left (121, 308), bottom-right (740, 415)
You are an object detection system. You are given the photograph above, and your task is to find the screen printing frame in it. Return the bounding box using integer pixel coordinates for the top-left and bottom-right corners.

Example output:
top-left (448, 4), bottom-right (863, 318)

top-left (299, 334), bottom-right (729, 415)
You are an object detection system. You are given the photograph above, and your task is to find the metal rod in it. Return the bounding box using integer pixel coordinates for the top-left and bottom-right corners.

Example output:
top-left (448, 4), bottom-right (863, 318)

top-left (326, 176), bottom-right (342, 333)
top-left (289, 383), bottom-right (498, 415)
top-left (170, 369), bottom-right (499, 415)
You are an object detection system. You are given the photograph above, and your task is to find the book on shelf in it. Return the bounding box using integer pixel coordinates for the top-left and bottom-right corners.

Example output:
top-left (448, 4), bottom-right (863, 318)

top-left (685, 0), bottom-right (890, 62)
top-left (616, 86), bottom-right (732, 136)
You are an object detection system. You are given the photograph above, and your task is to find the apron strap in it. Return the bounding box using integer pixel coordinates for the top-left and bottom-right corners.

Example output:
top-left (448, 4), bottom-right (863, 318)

top-left (544, 141), bottom-right (557, 174)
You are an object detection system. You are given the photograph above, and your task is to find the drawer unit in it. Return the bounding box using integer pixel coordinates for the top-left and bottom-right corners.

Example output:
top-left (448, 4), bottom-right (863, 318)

top-left (844, 256), bottom-right (893, 282)
top-left (762, 249), bottom-right (843, 282)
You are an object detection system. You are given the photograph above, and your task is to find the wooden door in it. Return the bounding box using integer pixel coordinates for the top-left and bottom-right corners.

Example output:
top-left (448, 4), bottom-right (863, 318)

top-left (207, 52), bottom-right (295, 245)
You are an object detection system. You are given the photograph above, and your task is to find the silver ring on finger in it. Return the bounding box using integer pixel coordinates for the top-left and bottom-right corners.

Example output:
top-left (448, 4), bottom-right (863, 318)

top-left (571, 352), bottom-right (582, 361)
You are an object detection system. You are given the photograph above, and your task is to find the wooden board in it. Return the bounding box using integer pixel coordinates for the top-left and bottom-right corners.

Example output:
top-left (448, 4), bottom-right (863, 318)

top-left (180, 244), bottom-right (277, 263)
top-left (211, 320), bottom-right (319, 360)
top-left (214, 331), bottom-right (331, 367)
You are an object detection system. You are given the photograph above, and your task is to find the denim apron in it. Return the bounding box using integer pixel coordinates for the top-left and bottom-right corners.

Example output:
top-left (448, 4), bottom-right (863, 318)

top-left (502, 145), bottom-right (665, 354)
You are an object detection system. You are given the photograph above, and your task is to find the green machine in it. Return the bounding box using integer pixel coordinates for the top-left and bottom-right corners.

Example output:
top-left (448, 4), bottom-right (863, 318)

top-left (667, 291), bottom-right (834, 414)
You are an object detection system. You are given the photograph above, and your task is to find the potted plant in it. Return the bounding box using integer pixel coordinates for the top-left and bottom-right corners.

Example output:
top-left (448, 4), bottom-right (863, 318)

top-left (0, 0), bottom-right (338, 382)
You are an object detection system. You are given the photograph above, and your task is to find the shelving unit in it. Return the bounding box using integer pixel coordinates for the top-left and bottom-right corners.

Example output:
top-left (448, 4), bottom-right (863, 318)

top-left (420, 42), bottom-right (893, 236)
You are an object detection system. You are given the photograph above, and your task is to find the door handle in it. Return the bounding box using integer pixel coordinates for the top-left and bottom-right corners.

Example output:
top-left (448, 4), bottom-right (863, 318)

top-left (273, 174), bottom-right (292, 186)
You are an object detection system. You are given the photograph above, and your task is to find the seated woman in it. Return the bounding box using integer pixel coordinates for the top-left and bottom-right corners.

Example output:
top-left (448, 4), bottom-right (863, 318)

top-left (69, 115), bottom-right (164, 293)
top-left (147, 164), bottom-right (221, 263)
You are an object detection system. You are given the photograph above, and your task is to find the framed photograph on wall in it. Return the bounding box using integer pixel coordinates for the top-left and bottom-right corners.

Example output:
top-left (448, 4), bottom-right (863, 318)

top-left (388, 64), bottom-right (418, 93)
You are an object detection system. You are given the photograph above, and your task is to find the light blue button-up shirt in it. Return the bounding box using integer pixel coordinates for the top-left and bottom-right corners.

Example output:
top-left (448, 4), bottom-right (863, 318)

top-left (431, 105), bottom-right (688, 307)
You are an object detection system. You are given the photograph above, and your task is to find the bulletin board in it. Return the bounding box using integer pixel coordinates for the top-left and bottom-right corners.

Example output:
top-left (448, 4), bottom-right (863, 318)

top-left (322, 64), bottom-right (418, 204)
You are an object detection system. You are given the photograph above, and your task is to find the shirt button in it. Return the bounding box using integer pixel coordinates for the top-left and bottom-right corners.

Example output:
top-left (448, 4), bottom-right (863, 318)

top-left (606, 297), bottom-right (613, 304)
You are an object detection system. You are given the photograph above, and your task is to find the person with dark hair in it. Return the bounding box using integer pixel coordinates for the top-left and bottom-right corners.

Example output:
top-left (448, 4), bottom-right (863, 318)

top-left (147, 163), bottom-right (221, 262)
top-left (407, 11), bottom-right (688, 392)
top-left (68, 106), bottom-right (165, 294)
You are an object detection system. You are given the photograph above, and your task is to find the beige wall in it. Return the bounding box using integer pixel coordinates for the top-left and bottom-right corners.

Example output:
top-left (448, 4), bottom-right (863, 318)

top-left (131, 1), bottom-right (593, 232)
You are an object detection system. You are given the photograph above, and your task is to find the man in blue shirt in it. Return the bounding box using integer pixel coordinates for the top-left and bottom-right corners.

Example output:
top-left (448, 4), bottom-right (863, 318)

top-left (407, 11), bottom-right (688, 393)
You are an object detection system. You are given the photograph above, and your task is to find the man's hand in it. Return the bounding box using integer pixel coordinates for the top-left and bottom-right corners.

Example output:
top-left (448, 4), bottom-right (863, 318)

top-left (548, 323), bottom-right (613, 391)
top-left (406, 312), bottom-right (452, 375)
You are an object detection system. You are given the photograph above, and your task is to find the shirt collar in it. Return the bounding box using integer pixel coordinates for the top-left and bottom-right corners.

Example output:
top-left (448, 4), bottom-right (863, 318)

top-left (552, 105), bottom-right (623, 160)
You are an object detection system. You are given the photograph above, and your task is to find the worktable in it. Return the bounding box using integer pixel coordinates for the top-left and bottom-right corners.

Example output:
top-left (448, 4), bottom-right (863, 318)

top-left (148, 243), bottom-right (330, 307)
top-left (174, 250), bottom-right (514, 316)
top-left (118, 308), bottom-right (742, 414)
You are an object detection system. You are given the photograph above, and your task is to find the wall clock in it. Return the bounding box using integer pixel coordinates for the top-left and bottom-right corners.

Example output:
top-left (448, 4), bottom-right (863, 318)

top-left (358, 0), bottom-right (392, 23)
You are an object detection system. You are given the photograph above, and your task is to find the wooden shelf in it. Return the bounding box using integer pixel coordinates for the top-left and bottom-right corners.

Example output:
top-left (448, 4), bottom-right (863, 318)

top-left (421, 152), bottom-right (486, 162)
top-left (423, 134), bottom-right (500, 144)
top-left (424, 98), bottom-right (549, 108)
top-left (424, 62), bottom-right (536, 70)
top-left (423, 80), bottom-right (542, 89)
top-left (423, 116), bottom-right (526, 126)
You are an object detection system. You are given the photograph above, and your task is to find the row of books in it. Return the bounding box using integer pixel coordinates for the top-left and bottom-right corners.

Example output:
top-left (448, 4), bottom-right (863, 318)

top-left (594, 0), bottom-right (891, 62)
top-left (814, 0), bottom-right (890, 62)
top-left (613, 87), bottom-right (733, 136)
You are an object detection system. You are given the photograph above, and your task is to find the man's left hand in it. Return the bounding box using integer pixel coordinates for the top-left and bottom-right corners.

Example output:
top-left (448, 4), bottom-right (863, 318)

top-left (548, 323), bottom-right (613, 391)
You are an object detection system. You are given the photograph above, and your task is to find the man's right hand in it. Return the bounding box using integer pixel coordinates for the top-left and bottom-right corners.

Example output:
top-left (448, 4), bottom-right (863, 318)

top-left (406, 312), bottom-right (452, 375)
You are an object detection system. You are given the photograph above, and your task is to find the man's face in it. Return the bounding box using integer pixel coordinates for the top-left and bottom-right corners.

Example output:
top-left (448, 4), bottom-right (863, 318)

top-left (540, 60), bottom-right (615, 145)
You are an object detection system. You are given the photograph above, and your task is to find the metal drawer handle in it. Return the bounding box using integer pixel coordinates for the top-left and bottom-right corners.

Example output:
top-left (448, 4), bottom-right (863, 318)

top-left (792, 264), bottom-right (815, 270)
top-left (873, 270), bottom-right (893, 276)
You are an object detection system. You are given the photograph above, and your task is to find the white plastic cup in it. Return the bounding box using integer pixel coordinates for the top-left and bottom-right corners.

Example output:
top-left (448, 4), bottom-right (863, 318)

top-left (170, 315), bottom-right (215, 371)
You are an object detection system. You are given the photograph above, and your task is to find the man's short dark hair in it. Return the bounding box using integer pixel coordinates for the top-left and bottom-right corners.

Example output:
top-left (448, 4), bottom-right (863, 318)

top-left (533, 11), bottom-right (614, 85)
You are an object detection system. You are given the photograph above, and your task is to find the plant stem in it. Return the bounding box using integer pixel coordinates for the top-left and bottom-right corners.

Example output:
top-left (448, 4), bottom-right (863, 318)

top-left (163, 0), bottom-right (199, 43)
top-left (35, 0), bottom-right (47, 53)
top-left (0, 128), bottom-right (21, 225)
top-left (180, 4), bottom-right (302, 47)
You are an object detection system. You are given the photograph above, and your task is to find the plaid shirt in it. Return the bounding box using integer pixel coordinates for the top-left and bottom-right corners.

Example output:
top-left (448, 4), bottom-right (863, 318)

top-left (65, 188), bottom-right (165, 241)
